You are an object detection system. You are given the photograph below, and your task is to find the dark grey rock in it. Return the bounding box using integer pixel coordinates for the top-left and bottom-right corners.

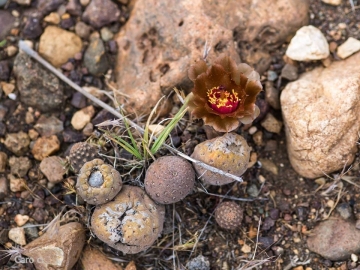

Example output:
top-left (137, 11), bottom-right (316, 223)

top-left (71, 92), bottom-right (87, 108)
top-left (34, 115), bottom-right (64, 137)
top-left (0, 61), bottom-right (10, 81)
top-left (22, 15), bottom-right (43, 39)
top-left (262, 217), bottom-right (275, 230)
top-left (82, 0), bottom-right (120, 28)
top-left (281, 63), bottom-right (298, 81)
top-left (0, 10), bottom-right (15, 40)
top-left (269, 208), bottom-right (280, 220)
top-left (265, 81), bottom-right (280, 110)
top-left (23, 223), bottom-right (39, 240)
top-left (307, 217), bottom-right (360, 261)
top-left (186, 255), bottom-right (210, 270)
top-left (13, 52), bottom-right (65, 112)
top-left (37, 0), bottom-right (65, 17)
top-left (83, 37), bottom-right (109, 76)
top-left (66, 0), bottom-right (82, 16)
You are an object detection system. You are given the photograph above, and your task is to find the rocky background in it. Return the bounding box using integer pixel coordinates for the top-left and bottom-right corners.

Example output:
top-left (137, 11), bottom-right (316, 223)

top-left (1, 0), bottom-right (360, 269)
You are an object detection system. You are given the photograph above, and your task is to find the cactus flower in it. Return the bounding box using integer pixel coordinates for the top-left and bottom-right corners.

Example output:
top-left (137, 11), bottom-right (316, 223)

top-left (188, 55), bottom-right (262, 132)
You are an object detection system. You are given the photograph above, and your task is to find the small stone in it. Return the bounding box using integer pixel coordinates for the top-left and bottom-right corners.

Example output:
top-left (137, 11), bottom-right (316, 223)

top-left (23, 222), bottom-right (85, 270)
top-left (8, 227), bottom-right (26, 245)
top-left (34, 115), bottom-right (64, 137)
top-left (261, 113), bottom-right (282, 134)
top-left (71, 92), bottom-right (87, 108)
top-left (43, 12), bottom-right (61, 24)
top-left (269, 208), bottom-right (280, 220)
top-left (286, 25), bottom-right (329, 61)
top-left (9, 156), bottom-right (32, 177)
top-left (252, 131), bottom-right (263, 146)
top-left (81, 246), bottom-right (123, 270)
top-left (31, 135), bottom-right (61, 161)
top-left (66, 0), bottom-right (82, 16)
top-left (82, 123), bottom-right (94, 136)
top-left (13, 0), bottom-right (31, 5)
top-left (75, 21), bottom-right (92, 39)
top-left (0, 152), bottom-right (7, 173)
top-left (247, 184), bottom-right (259, 197)
top-left (186, 255), bottom-right (210, 270)
top-left (0, 176), bottom-right (8, 200)
top-left (356, 219), bottom-right (360, 229)
top-left (40, 156), bottom-right (67, 183)
top-left (265, 81), bottom-right (280, 110)
top-left (6, 45), bottom-right (18, 57)
top-left (9, 175), bottom-right (26, 192)
top-left (4, 132), bottom-right (30, 156)
top-left (14, 52), bottom-right (65, 112)
top-left (14, 214), bottom-right (29, 226)
top-left (259, 158), bottom-right (278, 175)
top-left (32, 208), bottom-right (47, 223)
top-left (307, 218), bottom-right (360, 261)
top-left (79, 0), bottom-right (90, 6)
top-left (71, 105), bottom-right (95, 130)
top-left (337, 37), bottom-right (360, 59)
top-left (83, 37), bottom-right (109, 76)
top-left (281, 63), bottom-right (298, 81)
top-left (262, 217), bottom-right (275, 230)
top-left (322, 0), bottom-right (341, 5)
top-left (0, 10), bottom-right (15, 40)
top-left (82, 0), bottom-right (121, 28)
top-left (1, 82), bottom-right (15, 96)
top-left (329, 41), bottom-right (338, 53)
top-left (36, 0), bottom-right (65, 17)
top-left (351, 253), bottom-right (359, 262)
top-left (39, 26), bottom-right (83, 67)
top-left (22, 15), bottom-right (43, 39)
top-left (336, 203), bottom-right (353, 220)
top-left (241, 243), bottom-right (251, 253)
top-left (267, 70), bottom-right (278, 81)
top-left (0, 61), bottom-right (10, 81)
top-left (100, 27), bottom-right (114, 42)
top-left (23, 223), bottom-right (39, 240)
top-left (0, 0), bottom-right (7, 7)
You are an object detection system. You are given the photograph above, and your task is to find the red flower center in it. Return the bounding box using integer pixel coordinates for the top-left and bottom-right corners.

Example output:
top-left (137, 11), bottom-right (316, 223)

top-left (207, 86), bottom-right (240, 114)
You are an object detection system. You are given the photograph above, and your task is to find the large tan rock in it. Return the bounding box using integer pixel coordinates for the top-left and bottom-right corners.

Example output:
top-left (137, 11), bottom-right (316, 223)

top-left (281, 52), bottom-right (360, 178)
top-left (115, 0), bottom-right (309, 116)
top-left (39, 26), bottom-right (83, 67)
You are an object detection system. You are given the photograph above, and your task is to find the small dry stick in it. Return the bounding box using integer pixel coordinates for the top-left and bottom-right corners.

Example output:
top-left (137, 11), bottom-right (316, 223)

top-left (18, 40), bottom-right (244, 183)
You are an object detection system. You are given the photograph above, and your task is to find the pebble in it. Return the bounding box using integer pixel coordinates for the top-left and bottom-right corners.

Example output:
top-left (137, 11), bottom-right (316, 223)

top-left (66, 0), bottom-right (82, 16)
top-left (100, 27), bottom-right (114, 41)
top-left (13, 0), bottom-right (31, 5)
top-left (0, 61), bottom-right (10, 81)
top-left (83, 37), bottom-right (109, 76)
top-left (0, 0), bottom-right (7, 7)
top-left (286, 25), bottom-right (329, 61)
top-left (259, 158), bottom-right (278, 175)
top-left (32, 208), bottom-right (47, 223)
top-left (71, 105), bottom-right (95, 130)
top-left (336, 203), bottom-right (353, 220)
top-left (337, 37), bottom-right (360, 59)
top-left (40, 156), bottom-right (67, 183)
top-left (186, 255), bottom-right (210, 270)
top-left (6, 45), bottom-right (18, 57)
top-left (0, 176), bottom-right (8, 199)
top-left (36, 0), bottom-right (65, 17)
top-left (82, 0), bottom-right (121, 28)
top-left (81, 246), bottom-right (124, 270)
top-left (247, 184), bottom-right (260, 197)
top-left (0, 82), bottom-right (15, 96)
top-left (4, 131), bottom-right (30, 156)
top-left (31, 135), bottom-right (61, 161)
top-left (262, 217), bottom-right (275, 230)
top-left (23, 223), bottom-right (39, 240)
top-left (241, 243), bottom-right (251, 253)
top-left (79, 0), bottom-right (90, 6)
top-left (322, 0), bottom-right (342, 5)
top-left (75, 21), bottom-right (92, 39)
top-left (8, 227), bottom-right (26, 245)
top-left (261, 113), bottom-right (282, 134)
top-left (281, 63), bottom-right (298, 81)
top-left (0, 152), bottom-right (7, 173)
top-left (307, 217), bottom-right (360, 261)
top-left (9, 175), bottom-right (26, 192)
top-left (14, 214), bottom-right (29, 226)
top-left (252, 131), bottom-right (263, 146)
top-left (13, 52), bottom-right (65, 112)
top-left (248, 126), bottom-right (257, 135)
top-left (265, 81), bottom-right (280, 110)
top-left (43, 12), bottom-right (61, 24)
top-left (82, 123), bottom-right (94, 136)
top-left (23, 222), bottom-right (85, 270)
top-left (22, 15), bottom-right (43, 39)
top-left (267, 70), bottom-right (278, 81)
top-left (269, 208), bottom-right (280, 220)
top-left (8, 156), bottom-right (32, 177)
top-left (352, 253), bottom-right (359, 262)
top-left (34, 115), bottom-right (64, 137)
top-left (281, 52), bottom-right (360, 178)
top-left (0, 11), bottom-right (16, 40)
top-left (39, 26), bottom-right (83, 67)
